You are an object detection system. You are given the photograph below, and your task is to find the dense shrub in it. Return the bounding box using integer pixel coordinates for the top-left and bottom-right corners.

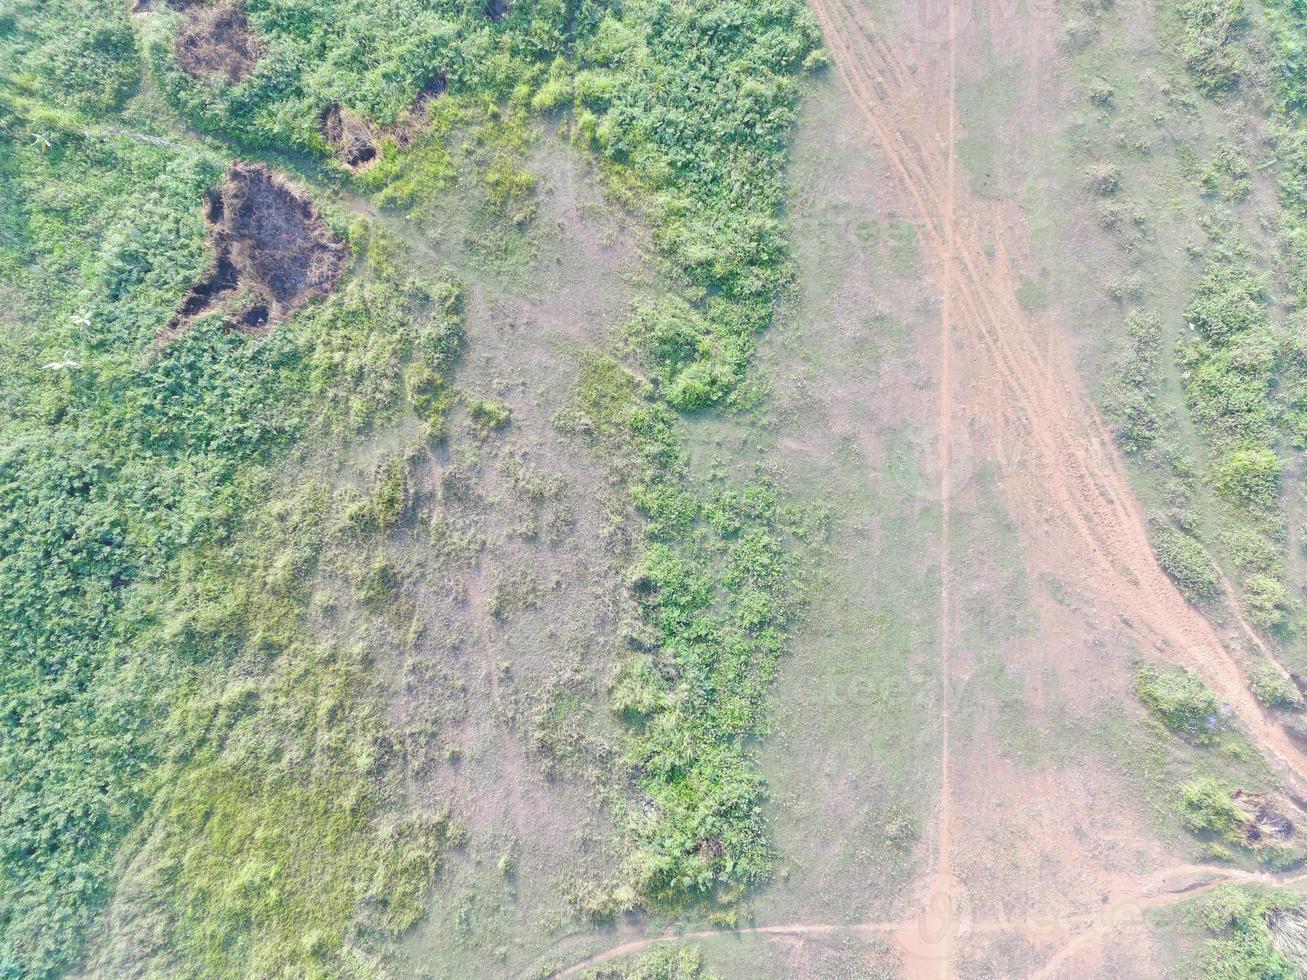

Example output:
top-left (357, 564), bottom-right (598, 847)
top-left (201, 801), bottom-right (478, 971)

top-left (1179, 776), bottom-right (1246, 843)
top-left (1194, 886), bottom-right (1302, 979)
top-left (1249, 662), bottom-right (1303, 709)
top-left (1176, 0), bottom-right (1248, 95)
top-left (1151, 521), bottom-right (1221, 601)
top-left (1106, 310), bottom-right (1163, 452)
top-left (1210, 445), bottom-right (1282, 510)
top-left (1135, 664), bottom-right (1223, 743)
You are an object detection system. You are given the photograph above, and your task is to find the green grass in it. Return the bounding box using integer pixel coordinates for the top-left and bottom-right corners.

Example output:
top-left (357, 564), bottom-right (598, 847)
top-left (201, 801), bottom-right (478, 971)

top-left (1, 0), bottom-right (826, 968)
top-left (570, 354), bottom-right (814, 913)
top-left (1135, 664), bottom-right (1223, 745)
top-left (0, 113), bottom-right (464, 974)
top-left (1175, 0), bottom-right (1249, 96)
top-left (1186, 886), bottom-right (1303, 979)
top-left (584, 945), bottom-right (718, 980)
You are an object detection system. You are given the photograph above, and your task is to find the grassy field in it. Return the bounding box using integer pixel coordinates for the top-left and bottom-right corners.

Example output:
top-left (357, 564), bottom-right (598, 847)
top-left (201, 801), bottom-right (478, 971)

top-left (0, 0), bottom-right (830, 975)
top-left (8, 0), bottom-right (1307, 977)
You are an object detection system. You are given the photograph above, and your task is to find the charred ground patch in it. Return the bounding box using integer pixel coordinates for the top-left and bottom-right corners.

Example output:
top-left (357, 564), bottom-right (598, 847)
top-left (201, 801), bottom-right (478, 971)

top-left (320, 75), bottom-right (447, 169)
top-left (175, 4), bottom-right (260, 83)
top-left (1232, 790), bottom-right (1296, 845)
top-left (321, 104), bottom-right (378, 168)
top-left (164, 163), bottom-right (347, 340)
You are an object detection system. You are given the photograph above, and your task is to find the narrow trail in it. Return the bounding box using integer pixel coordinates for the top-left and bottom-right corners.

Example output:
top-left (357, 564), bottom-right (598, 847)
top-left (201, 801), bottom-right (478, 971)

top-left (543, 862), bottom-right (1307, 977)
top-left (922, 0), bottom-right (959, 974)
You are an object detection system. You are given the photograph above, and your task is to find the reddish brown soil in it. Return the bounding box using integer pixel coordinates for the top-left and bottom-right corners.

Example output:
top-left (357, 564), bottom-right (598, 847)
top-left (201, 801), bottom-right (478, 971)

top-left (803, 0), bottom-right (1307, 974)
top-left (163, 163), bottom-right (347, 340)
top-left (174, 4), bottom-right (260, 84)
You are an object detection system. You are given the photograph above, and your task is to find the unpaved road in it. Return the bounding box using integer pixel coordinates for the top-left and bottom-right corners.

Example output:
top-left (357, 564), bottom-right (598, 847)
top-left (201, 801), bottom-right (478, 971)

top-left (806, 0), bottom-right (1307, 789)
top-left (545, 862), bottom-right (1307, 978)
top-left (808, 0), bottom-right (1307, 974)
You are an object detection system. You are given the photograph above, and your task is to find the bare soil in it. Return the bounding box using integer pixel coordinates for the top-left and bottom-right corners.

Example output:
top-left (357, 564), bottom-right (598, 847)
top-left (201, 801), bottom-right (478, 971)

top-left (791, 0), bottom-right (1307, 975)
top-left (362, 134), bottom-right (645, 979)
top-left (163, 162), bottom-right (346, 340)
top-left (174, 4), bottom-right (260, 84)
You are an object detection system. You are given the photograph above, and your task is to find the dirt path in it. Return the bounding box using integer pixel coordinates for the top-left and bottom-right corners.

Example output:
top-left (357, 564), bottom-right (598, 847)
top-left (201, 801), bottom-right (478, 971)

top-left (807, 0), bottom-right (1307, 793)
top-left (795, 0), bottom-right (1307, 974)
top-left (917, 0), bottom-right (960, 972)
top-left (543, 861), bottom-right (1307, 977)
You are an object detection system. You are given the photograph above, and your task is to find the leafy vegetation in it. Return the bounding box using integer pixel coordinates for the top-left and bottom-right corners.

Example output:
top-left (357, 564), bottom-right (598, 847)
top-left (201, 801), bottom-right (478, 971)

top-left (1151, 519), bottom-right (1221, 602)
top-left (1135, 664), bottom-right (1223, 744)
top-left (0, 105), bottom-right (465, 974)
top-left (1165, 3), bottom-right (1307, 634)
top-left (1175, 0), bottom-right (1249, 95)
top-left (1106, 309), bottom-right (1164, 453)
top-left (570, 354), bottom-right (812, 912)
top-left (1179, 777), bottom-right (1250, 845)
top-left (585, 945), bottom-right (717, 980)
top-left (1249, 662), bottom-right (1304, 710)
top-left (1189, 886), bottom-right (1303, 979)
top-left (2, 0), bottom-right (825, 969)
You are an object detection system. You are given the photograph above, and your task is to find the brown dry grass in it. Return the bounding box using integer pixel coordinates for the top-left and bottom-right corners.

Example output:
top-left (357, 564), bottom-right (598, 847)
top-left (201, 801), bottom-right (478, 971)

top-left (174, 4), bottom-right (260, 84)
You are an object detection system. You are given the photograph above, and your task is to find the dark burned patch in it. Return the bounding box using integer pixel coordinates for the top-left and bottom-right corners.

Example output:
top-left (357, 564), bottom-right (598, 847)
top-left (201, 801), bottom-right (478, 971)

top-left (1233, 790), bottom-right (1295, 844)
top-left (320, 75), bottom-right (448, 168)
top-left (163, 163), bottom-right (347, 341)
top-left (321, 104), bottom-right (378, 168)
top-left (483, 0), bottom-right (510, 20)
top-left (175, 4), bottom-right (260, 83)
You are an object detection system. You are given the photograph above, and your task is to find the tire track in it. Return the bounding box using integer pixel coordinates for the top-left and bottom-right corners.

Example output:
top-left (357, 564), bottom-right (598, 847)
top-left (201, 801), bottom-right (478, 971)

top-left (807, 0), bottom-right (1307, 803)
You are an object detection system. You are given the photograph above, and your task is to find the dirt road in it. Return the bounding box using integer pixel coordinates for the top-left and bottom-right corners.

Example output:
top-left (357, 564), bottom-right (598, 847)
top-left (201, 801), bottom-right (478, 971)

top-left (806, 0), bottom-right (1307, 974)
top-left (807, 0), bottom-right (1307, 789)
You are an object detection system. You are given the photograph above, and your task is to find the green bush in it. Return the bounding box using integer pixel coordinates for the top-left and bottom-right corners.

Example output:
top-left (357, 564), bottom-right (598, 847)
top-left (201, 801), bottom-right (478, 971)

top-left (467, 397), bottom-right (512, 432)
top-left (1135, 664), bottom-right (1223, 743)
top-left (1151, 521), bottom-right (1221, 601)
top-left (1086, 162), bottom-right (1122, 195)
top-left (2, 0), bottom-right (140, 114)
top-left (0, 119), bottom-right (465, 974)
top-left (1194, 886), bottom-right (1302, 979)
top-left (1185, 263), bottom-right (1268, 345)
top-left (1178, 776), bottom-right (1246, 844)
top-left (593, 946), bottom-right (718, 980)
top-left (1176, 0), bottom-right (1248, 95)
top-left (1106, 309), bottom-right (1163, 452)
top-left (1249, 662), bottom-right (1303, 710)
top-left (1211, 445), bottom-right (1282, 510)
top-left (1244, 573), bottom-right (1292, 631)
